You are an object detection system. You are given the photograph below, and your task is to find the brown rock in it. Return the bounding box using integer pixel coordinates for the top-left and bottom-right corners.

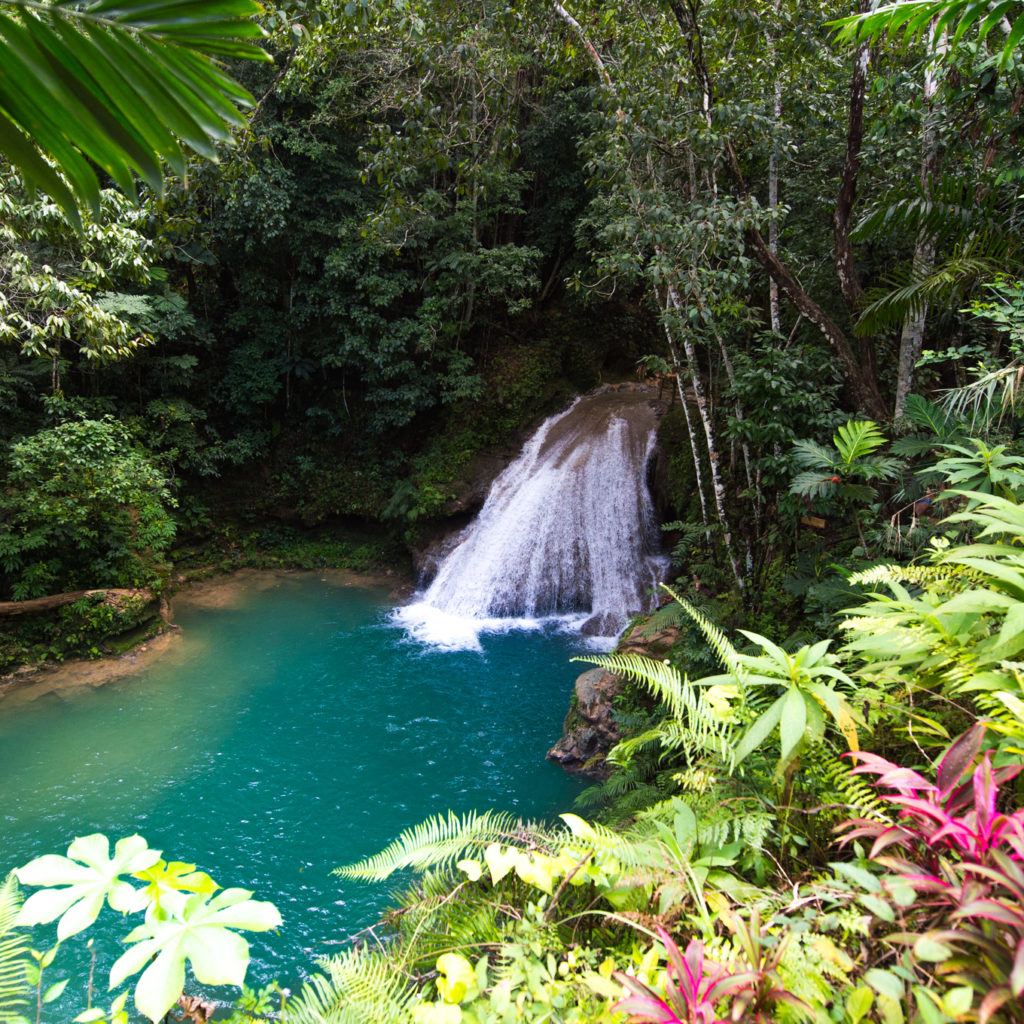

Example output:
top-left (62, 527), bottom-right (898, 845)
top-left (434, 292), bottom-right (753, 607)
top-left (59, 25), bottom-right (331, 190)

top-left (546, 667), bottom-right (623, 778)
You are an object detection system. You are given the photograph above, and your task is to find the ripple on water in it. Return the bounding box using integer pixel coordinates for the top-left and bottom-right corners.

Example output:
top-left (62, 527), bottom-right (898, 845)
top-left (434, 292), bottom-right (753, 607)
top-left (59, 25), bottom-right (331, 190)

top-left (0, 572), bottom-right (584, 1011)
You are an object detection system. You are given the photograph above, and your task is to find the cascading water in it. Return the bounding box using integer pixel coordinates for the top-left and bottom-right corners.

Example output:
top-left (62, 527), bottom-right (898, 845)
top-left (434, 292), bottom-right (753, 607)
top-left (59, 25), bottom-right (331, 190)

top-left (396, 389), bottom-right (668, 649)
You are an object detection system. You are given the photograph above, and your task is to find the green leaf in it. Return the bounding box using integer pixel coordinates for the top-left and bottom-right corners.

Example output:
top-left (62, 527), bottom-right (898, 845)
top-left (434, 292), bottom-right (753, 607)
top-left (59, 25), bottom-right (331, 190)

top-left (943, 987), bottom-right (974, 1016)
top-left (733, 694), bottom-right (786, 766)
top-left (436, 953), bottom-right (475, 1004)
top-left (483, 844), bottom-right (517, 886)
top-left (913, 935), bottom-right (953, 961)
top-left (835, 421), bottom-right (887, 464)
top-left (109, 888), bottom-right (280, 1023)
top-left (0, 0), bottom-right (270, 226)
top-left (16, 835), bottom-right (159, 940)
top-left (847, 986), bottom-right (874, 1024)
top-left (779, 685), bottom-right (807, 767)
top-left (865, 968), bottom-right (904, 1002)
top-left (42, 979), bottom-right (68, 1004)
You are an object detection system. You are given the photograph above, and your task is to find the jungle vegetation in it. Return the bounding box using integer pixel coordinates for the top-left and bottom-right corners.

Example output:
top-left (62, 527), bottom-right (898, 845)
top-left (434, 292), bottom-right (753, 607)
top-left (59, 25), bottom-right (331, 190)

top-left (4, 1), bottom-right (1024, 1022)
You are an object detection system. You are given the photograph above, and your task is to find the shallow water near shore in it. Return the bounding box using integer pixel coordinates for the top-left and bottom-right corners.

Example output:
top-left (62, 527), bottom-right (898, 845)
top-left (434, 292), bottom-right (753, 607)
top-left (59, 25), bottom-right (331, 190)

top-left (0, 572), bottom-right (585, 1012)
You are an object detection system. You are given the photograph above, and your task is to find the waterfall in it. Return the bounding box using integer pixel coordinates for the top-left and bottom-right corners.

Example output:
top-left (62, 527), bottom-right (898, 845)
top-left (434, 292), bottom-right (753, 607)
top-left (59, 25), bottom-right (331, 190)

top-left (396, 390), bottom-right (667, 650)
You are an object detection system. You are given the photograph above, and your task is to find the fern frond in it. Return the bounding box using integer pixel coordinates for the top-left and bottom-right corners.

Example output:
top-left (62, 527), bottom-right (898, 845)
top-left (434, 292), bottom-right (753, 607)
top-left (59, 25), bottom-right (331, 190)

top-left (661, 585), bottom-right (748, 684)
top-left (0, 875), bottom-right (31, 1024)
top-left (819, 755), bottom-right (891, 824)
top-left (335, 810), bottom-right (521, 882)
top-left (849, 562), bottom-right (984, 591)
top-left (286, 949), bottom-right (415, 1024)
top-left (573, 652), bottom-right (735, 766)
top-left (573, 651), bottom-right (689, 719)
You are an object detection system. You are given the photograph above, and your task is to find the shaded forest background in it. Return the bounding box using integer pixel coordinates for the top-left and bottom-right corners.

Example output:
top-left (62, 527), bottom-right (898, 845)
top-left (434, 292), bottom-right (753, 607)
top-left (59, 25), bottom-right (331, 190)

top-left (2, 0), bottom-right (1023, 656)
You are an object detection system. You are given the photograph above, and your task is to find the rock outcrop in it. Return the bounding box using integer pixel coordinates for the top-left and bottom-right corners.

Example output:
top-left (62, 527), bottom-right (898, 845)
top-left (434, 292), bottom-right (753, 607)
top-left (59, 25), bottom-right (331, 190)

top-left (547, 619), bottom-right (684, 778)
top-left (546, 667), bottom-right (622, 778)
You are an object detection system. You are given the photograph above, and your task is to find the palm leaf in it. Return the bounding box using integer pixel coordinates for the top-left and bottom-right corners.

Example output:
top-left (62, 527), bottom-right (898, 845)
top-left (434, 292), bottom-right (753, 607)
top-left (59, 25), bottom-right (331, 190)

top-left (940, 361), bottom-right (1024, 429)
top-left (854, 251), bottom-right (1008, 336)
top-left (832, 0), bottom-right (1024, 69)
top-left (335, 810), bottom-right (521, 882)
top-left (0, 873), bottom-right (30, 1024)
top-left (834, 420), bottom-right (886, 464)
top-left (0, 0), bottom-right (270, 228)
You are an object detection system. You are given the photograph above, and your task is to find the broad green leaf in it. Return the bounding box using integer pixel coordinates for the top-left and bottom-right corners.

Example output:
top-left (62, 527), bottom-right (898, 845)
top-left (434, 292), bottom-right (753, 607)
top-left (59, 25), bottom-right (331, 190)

top-left (411, 1003), bottom-right (461, 1024)
top-left (733, 694), bottom-right (786, 766)
top-left (779, 686), bottom-right (807, 767)
top-left (846, 985), bottom-right (874, 1024)
top-left (456, 859), bottom-right (482, 882)
top-left (42, 979), bottom-right (68, 1004)
top-left (16, 835), bottom-right (159, 939)
top-left (865, 968), bottom-right (904, 1002)
top-left (483, 845), bottom-right (517, 886)
top-left (513, 853), bottom-right (553, 895)
top-left (943, 987), bottom-right (974, 1016)
top-left (109, 888), bottom-right (281, 1023)
top-left (436, 953), bottom-right (475, 1004)
top-left (913, 935), bottom-right (952, 961)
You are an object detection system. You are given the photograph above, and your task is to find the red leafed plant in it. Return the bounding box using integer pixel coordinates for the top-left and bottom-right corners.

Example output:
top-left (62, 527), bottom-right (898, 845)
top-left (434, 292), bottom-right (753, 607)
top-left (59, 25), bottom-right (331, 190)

top-left (839, 724), bottom-right (1024, 1023)
top-left (613, 927), bottom-right (759, 1024)
top-left (840, 723), bottom-right (1024, 867)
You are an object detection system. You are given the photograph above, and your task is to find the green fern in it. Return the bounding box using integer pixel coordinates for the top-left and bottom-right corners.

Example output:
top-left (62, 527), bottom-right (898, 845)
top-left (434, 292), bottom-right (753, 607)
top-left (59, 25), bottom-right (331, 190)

top-left (285, 949), bottom-right (415, 1024)
top-left (663, 586), bottom-right (749, 683)
top-left (0, 873), bottom-right (30, 1024)
top-left (850, 561), bottom-right (984, 592)
top-left (335, 810), bottom-right (521, 882)
top-left (571, 651), bottom-right (735, 767)
top-left (819, 755), bottom-right (891, 824)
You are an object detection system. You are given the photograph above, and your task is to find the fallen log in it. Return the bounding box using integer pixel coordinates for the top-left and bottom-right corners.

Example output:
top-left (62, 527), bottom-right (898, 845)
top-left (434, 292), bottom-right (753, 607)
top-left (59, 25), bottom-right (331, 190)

top-left (0, 588), bottom-right (154, 617)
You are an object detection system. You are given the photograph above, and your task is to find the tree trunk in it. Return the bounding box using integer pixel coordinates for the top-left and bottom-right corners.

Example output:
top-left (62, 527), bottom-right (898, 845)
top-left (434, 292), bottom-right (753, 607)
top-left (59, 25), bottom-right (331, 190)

top-left (664, 282), bottom-right (746, 592)
top-left (658, 289), bottom-right (711, 539)
top-left (0, 588), bottom-right (154, 617)
top-left (894, 29), bottom-right (946, 422)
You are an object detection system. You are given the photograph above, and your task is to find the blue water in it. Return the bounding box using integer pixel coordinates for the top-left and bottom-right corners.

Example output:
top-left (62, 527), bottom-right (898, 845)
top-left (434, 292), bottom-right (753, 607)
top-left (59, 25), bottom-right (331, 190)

top-left (0, 573), bottom-right (585, 1011)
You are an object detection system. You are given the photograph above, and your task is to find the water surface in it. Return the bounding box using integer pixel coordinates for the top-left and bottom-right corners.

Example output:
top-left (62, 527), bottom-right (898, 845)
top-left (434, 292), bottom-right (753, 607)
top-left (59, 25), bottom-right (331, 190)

top-left (0, 573), bottom-right (584, 1007)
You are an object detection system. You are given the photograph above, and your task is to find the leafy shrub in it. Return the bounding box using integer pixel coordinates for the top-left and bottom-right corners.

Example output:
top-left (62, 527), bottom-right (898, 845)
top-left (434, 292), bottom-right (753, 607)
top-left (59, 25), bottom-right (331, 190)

top-left (0, 419), bottom-right (175, 600)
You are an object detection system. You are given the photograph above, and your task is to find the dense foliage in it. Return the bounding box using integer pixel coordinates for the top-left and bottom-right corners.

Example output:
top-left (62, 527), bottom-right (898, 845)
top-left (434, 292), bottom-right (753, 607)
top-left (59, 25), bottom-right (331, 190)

top-left (5, 0), bottom-right (1024, 1023)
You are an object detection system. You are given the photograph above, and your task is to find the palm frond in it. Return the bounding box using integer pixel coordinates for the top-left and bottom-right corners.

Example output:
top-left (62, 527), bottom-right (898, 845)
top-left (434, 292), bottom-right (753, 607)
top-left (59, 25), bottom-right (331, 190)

top-left (832, 0), bottom-right (1024, 70)
top-left (940, 361), bottom-right (1024, 429)
top-left (901, 393), bottom-right (963, 440)
top-left (851, 173), bottom-right (1017, 248)
top-left (0, 873), bottom-right (30, 1024)
top-left (854, 251), bottom-right (1005, 336)
top-left (285, 949), bottom-right (415, 1024)
top-left (335, 810), bottom-right (522, 882)
top-left (0, 0), bottom-right (271, 228)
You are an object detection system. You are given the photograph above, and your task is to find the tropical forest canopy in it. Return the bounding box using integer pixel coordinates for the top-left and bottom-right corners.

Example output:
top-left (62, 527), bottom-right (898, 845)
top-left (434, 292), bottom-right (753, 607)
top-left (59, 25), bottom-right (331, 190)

top-left (5, 2), bottom-right (1024, 1023)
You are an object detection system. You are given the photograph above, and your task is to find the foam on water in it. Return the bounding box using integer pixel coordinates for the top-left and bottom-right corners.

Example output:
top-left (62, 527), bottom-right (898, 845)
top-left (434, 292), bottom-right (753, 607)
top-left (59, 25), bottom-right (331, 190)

top-left (402, 390), bottom-right (667, 647)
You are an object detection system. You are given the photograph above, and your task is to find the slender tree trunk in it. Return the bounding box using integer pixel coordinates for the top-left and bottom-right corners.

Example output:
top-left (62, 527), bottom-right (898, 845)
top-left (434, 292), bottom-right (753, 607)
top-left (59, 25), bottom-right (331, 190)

top-left (664, 282), bottom-right (746, 592)
top-left (658, 289), bottom-right (711, 539)
top-left (767, 3), bottom-right (783, 335)
top-left (894, 29), bottom-right (946, 422)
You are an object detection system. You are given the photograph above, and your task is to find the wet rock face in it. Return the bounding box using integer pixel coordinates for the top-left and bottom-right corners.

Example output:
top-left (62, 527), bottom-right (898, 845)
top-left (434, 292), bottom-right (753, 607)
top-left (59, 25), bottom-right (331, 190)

top-left (547, 621), bottom-right (685, 778)
top-left (546, 667), bottom-right (622, 778)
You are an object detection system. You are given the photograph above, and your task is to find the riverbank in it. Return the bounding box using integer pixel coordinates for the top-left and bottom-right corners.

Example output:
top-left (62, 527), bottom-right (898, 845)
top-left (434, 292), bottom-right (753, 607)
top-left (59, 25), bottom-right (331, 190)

top-left (0, 567), bottom-right (412, 705)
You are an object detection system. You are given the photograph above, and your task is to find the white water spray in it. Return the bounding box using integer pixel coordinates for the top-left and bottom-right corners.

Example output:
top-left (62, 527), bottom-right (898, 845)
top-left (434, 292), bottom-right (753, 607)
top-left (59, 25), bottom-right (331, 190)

top-left (396, 390), bottom-right (667, 650)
